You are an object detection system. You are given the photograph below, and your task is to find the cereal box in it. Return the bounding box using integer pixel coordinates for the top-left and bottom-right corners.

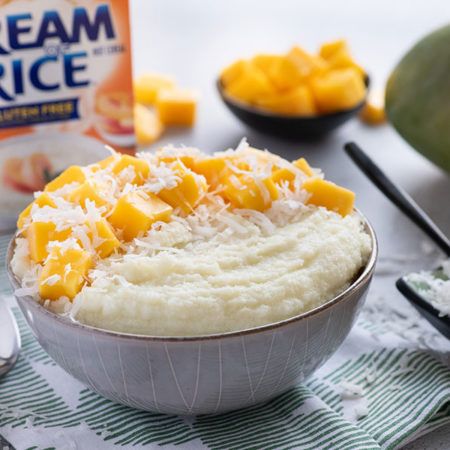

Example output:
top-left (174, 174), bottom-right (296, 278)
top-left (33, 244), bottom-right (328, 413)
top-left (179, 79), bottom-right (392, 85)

top-left (0, 0), bottom-right (135, 229)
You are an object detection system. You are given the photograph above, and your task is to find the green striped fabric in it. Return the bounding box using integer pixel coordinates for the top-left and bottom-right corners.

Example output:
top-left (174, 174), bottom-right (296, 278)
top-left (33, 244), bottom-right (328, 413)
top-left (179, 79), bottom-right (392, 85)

top-left (1, 233), bottom-right (450, 450)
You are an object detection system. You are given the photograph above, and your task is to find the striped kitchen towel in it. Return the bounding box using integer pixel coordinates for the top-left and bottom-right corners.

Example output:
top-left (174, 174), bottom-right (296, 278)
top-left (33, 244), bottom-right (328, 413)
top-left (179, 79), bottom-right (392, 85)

top-left (1, 233), bottom-right (450, 450)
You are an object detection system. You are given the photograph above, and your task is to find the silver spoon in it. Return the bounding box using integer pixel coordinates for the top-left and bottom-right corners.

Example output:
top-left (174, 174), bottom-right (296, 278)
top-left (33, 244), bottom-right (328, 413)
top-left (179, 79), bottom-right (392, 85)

top-left (0, 299), bottom-right (21, 376)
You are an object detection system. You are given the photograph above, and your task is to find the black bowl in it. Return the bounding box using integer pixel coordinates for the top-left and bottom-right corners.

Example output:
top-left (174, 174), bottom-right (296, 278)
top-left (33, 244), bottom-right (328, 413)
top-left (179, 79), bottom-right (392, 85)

top-left (217, 77), bottom-right (369, 139)
top-left (397, 275), bottom-right (450, 340)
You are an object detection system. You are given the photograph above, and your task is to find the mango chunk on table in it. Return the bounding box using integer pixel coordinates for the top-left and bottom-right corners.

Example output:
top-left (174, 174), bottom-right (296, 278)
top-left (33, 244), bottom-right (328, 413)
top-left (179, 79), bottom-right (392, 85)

top-left (112, 155), bottom-right (150, 185)
top-left (17, 192), bottom-right (56, 230)
top-left (134, 73), bottom-right (175, 105)
top-left (310, 68), bottom-right (366, 113)
top-left (27, 222), bottom-right (72, 262)
top-left (302, 177), bottom-right (355, 216)
top-left (359, 89), bottom-right (386, 125)
top-left (158, 163), bottom-right (206, 214)
top-left (45, 166), bottom-right (86, 192)
top-left (134, 104), bottom-right (164, 146)
top-left (156, 88), bottom-right (197, 126)
top-left (108, 191), bottom-right (172, 241)
top-left (39, 247), bottom-right (93, 301)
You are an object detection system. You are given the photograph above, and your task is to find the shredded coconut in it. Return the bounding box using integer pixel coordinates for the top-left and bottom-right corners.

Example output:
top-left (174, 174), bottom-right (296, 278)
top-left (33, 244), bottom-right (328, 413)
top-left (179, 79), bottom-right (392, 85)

top-left (41, 274), bottom-right (61, 286)
top-left (406, 260), bottom-right (450, 316)
top-left (339, 380), bottom-right (364, 399)
top-left (11, 142), bottom-right (369, 330)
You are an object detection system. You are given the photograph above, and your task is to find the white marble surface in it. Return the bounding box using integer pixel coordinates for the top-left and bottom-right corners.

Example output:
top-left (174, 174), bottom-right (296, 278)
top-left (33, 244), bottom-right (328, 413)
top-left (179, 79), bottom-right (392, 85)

top-left (130, 0), bottom-right (450, 447)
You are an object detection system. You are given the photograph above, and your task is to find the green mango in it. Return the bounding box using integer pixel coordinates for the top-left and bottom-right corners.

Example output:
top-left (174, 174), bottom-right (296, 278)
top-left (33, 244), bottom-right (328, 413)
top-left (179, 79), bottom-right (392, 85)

top-left (386, 25), bottom-right (450, 173)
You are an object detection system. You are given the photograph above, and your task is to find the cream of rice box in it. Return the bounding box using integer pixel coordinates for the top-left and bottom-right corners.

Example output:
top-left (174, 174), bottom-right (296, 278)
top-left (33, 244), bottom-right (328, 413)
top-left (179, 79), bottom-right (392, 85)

top-left (0, 0), bottom-right (135, 230)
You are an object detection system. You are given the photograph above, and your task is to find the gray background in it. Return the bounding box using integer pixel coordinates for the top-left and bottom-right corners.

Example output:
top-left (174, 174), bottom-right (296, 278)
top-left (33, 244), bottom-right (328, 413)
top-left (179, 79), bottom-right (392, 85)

top-left (130, 0), bottom-right (450, 447)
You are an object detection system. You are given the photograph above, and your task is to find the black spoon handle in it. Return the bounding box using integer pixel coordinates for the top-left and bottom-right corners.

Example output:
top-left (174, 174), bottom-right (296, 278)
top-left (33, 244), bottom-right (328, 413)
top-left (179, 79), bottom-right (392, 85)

top-left (344, 142), bottom-right (450, 257)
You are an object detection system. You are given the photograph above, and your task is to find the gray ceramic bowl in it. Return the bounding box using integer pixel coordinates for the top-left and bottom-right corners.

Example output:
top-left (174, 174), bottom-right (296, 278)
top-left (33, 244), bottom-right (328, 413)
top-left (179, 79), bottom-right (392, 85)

top-left (7, 216), bottom-right (377, 415)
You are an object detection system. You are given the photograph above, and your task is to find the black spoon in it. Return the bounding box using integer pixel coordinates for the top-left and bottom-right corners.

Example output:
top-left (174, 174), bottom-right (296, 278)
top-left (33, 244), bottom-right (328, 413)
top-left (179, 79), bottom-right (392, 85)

top-left (344, 142), bottom-right (450, 338)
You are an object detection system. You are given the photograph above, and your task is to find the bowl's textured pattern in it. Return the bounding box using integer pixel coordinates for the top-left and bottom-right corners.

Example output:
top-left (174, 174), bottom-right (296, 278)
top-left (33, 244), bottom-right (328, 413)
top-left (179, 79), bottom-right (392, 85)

top-left (8, 219), bottom-right (376, 415)
top-left (13, 280), bottom-right (369, 415)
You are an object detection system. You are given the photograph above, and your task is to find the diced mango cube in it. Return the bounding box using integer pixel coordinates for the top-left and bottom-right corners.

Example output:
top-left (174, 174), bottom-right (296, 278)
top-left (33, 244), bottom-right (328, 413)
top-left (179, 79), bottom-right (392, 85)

top-left (302, 178), bottom-right (355, 216)
top-left (359, 90), bottom-right (386, 125)
top-left (39, 247), bottom-right (93, 301)
top-left (310, 68), bottom-right (366, 113)
top-left (221, 60), bottom-right (249, 86)
top-left (272, 158), bottom-right (313, 187)
top-left (67, 181), bottom-right (108, 209)
top-left (229, 158), bottom-right (250, 171)
top-left (108, 192), bottom-right (172, 241)
top-left (319, 39), bottom-right (348, 59)
top-left (272, 168), bottom-right (296, 186)
top-left (287, 46), bottom-right (329, 79)
top-left (112, 155), bottom-right (150, 185)
top-left (17, 193), bottom-right (56, 231)
top-left (27, 222), bottom-right (72, 262)
top-left (224, 65), bottom-right (274, 104)
top-left (221, 175), bottom-right (278, 211)
top-left (293, 158), bottom-right (314, 177)
top-left (134, 104), bottom-right (164, 146)
top-left (242, 147), bottom-right (280, 167)
top-left (158, 154), bottom-right (196, 170)
top-left (17, 205), bottom-right (33, 231)
top-left (156, 88), bottom-right (197, 127)
top-left (319, 40), bottom-right (365, 77)
top-left (45, 166), bottom-right (85, 192)
top-left (264, 56), bottom-right (303, 91)
top-left (266, 58), bottom-right (302, 91)
top-left (158, 163), bottom-right (205, 214)
top-left (326, 48), bottom-right (365, 77)
top-left (91, 219), bottom-right (120, 258)
top-left (134, 73), bottom-right (175, 105)
top-left (91, 155), bottom-right (117, 172)
top-left (252, 54), bottom-right (284, 74)
top-left (193, 157), bottom-right (228, 189)
top-left (255, 85), bottom-right (317, 116)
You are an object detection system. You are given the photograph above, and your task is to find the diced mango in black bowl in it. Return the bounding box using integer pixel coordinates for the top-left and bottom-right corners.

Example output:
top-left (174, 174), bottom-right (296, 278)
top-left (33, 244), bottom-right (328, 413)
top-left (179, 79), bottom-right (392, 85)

top-left (218, 40), bottom-right (368, 138)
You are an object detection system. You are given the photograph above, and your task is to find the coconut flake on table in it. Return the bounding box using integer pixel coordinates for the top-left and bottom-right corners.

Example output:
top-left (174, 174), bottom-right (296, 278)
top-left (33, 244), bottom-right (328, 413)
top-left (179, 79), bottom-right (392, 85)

top-left (339, 380), bottom-right (365, 399)
top-left (406, 259), bottom-right (450, 316)
top-left (338, 379), bottom-right (369, 423)
top-left (420, 239), bottom-right (437, 256)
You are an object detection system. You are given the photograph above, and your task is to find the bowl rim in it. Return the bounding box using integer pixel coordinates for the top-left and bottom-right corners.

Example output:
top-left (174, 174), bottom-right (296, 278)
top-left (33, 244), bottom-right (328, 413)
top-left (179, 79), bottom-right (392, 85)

top-left (216, 77), bottom-right (370, 121)
top-left (7, 210), bottom-right (378, 342)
